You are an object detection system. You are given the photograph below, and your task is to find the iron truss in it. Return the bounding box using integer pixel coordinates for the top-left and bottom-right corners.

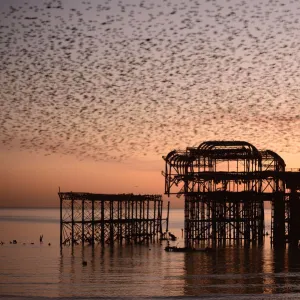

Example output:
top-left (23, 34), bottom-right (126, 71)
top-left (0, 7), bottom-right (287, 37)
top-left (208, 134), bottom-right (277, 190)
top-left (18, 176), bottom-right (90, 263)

top-left (163, 141), bottom-right (300, 248)
top-left (59, 192), bottom-right (166, 246)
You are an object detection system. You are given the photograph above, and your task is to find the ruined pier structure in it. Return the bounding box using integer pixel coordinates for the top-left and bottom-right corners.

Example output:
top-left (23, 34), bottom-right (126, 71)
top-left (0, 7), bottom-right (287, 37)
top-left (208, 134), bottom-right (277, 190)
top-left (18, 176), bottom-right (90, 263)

top-left (163, 141), bottom-right (300, 248)
top-left (59, 193), bottom-right (168, 246)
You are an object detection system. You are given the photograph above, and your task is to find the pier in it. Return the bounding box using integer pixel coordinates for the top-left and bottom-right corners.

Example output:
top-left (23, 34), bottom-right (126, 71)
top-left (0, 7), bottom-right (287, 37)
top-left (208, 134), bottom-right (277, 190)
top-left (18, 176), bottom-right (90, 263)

top-left (163, 141), bottom-right (300, 248)
top-left (59, 192), bottom-right (168, 247)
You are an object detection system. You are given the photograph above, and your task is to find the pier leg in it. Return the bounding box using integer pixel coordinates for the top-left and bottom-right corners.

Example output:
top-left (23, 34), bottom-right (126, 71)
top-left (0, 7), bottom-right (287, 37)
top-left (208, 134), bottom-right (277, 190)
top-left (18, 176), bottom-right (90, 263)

top-left (289, 187), bottom-right (300, 247)
top-left (60, 194), bottom-right (62, 247)
top-left (273, 193), bottom-right (286, 248)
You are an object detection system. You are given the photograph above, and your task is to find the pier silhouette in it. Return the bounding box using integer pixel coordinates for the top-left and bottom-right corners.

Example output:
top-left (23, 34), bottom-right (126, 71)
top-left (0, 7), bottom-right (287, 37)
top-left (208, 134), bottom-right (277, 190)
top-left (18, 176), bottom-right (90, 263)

top-left (58, 193), bottom-right (169, 247)
top-left (163, 141), bottom-right (300, 248)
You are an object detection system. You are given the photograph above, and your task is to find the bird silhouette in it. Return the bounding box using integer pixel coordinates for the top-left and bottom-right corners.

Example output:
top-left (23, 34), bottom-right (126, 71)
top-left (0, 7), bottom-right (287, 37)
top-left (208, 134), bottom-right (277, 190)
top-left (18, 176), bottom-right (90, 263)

top-left (0, 0), bottom-right (299, 163)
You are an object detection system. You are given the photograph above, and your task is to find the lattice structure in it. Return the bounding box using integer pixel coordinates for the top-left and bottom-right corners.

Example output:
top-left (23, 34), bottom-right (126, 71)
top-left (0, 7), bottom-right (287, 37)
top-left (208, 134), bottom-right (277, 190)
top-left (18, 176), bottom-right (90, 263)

top-left (59, 193), bottom-right (166, 246)
top-left (260, 150), bottom-right (286, 247)
top-left (163, 141), bottom-right (300, 248)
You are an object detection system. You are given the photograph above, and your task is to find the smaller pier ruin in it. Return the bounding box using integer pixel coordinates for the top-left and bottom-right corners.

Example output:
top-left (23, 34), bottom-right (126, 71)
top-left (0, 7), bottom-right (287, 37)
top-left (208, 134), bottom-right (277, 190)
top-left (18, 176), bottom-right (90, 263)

top-left (59, 192), bottom-right (168, 247)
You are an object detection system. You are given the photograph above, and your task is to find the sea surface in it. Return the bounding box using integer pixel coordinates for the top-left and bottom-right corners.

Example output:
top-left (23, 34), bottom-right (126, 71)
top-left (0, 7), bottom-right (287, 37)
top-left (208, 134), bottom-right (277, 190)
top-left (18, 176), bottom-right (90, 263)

top-left (1, 208), bottom-right (300, 300)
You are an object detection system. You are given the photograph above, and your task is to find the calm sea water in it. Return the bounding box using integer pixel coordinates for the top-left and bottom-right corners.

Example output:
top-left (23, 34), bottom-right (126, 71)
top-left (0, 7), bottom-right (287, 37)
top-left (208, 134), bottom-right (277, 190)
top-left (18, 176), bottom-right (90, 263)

top-left (1, 208), bottom-right (300, 300)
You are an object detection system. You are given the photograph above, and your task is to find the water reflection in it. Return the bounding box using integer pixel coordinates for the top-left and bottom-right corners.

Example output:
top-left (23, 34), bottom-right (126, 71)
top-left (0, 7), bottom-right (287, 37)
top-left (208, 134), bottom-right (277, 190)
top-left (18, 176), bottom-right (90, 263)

top-left (269, 247), bottom-right (300, 294)
top-left (58, 243), bottom-right (181, 297)
top-left (183, 246), bottom-right (265, 295)
top-left (5, 208), bottom-right (300, 298)
top-left (183, 245), bottom-right (300, 297)
top-left (57, 240), bottom-right (300, 298)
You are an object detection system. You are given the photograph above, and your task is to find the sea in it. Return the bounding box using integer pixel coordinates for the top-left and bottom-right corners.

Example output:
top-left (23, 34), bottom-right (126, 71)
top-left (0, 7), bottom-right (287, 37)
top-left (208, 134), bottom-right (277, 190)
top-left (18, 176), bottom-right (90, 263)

top-left (1, 208), bottom-right (300, 300)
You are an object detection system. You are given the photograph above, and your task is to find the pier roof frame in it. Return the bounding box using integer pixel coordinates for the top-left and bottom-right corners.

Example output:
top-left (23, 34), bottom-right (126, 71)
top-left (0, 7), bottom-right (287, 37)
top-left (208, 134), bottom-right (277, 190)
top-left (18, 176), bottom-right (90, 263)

top-left (58, 192), bottom-right (162, 202)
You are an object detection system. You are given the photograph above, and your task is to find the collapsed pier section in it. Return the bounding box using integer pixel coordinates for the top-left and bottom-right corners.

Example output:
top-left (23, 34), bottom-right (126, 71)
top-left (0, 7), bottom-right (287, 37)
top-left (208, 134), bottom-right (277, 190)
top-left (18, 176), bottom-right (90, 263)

top-left (59, 192), bottom-right (167, 247)
top-left (163, 141), bottom-right (300, 248)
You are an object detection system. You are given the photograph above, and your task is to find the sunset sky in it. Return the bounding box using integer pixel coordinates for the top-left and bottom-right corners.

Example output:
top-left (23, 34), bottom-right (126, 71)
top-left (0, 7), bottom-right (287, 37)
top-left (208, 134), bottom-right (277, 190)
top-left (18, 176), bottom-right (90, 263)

top-left (1, 0), bottom-right (300, 208)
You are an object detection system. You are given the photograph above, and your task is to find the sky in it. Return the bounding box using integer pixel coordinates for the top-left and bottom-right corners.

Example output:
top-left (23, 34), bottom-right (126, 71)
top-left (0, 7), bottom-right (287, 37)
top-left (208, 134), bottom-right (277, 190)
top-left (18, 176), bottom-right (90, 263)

top-left (0, 0), bottom-right (300, 208)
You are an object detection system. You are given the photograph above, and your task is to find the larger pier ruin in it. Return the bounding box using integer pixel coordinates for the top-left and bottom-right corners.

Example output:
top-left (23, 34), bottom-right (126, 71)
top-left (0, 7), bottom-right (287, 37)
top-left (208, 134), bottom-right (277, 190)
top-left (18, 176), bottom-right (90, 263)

top-left (163, 141), bottom-right (300, 248)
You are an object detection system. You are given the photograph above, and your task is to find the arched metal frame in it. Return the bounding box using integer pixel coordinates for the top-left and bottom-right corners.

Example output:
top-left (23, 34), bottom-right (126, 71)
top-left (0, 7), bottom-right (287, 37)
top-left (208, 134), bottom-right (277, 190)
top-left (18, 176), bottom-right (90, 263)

top-left (163, 141), bottom-right (300, 248)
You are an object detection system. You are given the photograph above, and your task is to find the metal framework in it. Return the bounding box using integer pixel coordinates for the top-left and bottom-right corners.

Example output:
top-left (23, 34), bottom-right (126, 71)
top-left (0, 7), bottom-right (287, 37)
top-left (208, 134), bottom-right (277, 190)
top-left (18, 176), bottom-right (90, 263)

top-left (59, 192), bottom-right (168, 246)
top-left (163, 141), bottom-right (300, 248)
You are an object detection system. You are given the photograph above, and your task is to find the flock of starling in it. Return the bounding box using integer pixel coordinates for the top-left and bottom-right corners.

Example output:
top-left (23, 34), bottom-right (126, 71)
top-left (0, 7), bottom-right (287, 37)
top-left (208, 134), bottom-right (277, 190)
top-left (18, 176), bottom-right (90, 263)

top-left (1, 0), bottom-right (299, 162)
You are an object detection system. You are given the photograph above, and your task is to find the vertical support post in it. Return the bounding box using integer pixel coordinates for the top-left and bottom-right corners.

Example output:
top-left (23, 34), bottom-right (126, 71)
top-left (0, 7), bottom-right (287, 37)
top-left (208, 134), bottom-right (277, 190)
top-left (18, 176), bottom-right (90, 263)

top-left (82, 199), bottom-right (84, 245)
top-left (212, 198), bottom-right (216, 245)
top-left (166, 201), bottom-right (170, 232)
top-left (184, 196), bottom-right (189, 248)
top-left (110, 200), bottom-right (114, 245)
top-left (118, 200), bottom-right (122, 244)
top-left (139, 199), bottom-right (142, 240)
top-left (258, 197), bottom-right (264, 245)
top-left (159, 199), bottom-right (163, 234)
top-left (146, 198), bottom-right (149, 242)
top-left (92, 199), bottom-right (95, 246)
top-left (273, 193), bottom-right (285, 248)
top-left (235, 202), bottom-right (240, 243)
top-left (244, 197), bottom-right (250, 244)
top-left (121, 199), bottom-right (124, 244)
top-left (71, 197), bottom-right (74, 246)
top-left (59, 193), bottom-right (62, 247)
top-left (195, 200), bottom-right (199, 245)
top-left (131, 198), bottom-right (134, 242)
top-left (101, 200), bottom-right (105, 245)
top-left (289, 186), bottom-right (300, 247)
top-left (125, 199), bottom-right (128, 242)
top-left (153, 197), bottom-right (157, 239)
top-left (135, 197), bottom-right (138, 243)
top-left (142, 198), bottom-right (145, 237)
